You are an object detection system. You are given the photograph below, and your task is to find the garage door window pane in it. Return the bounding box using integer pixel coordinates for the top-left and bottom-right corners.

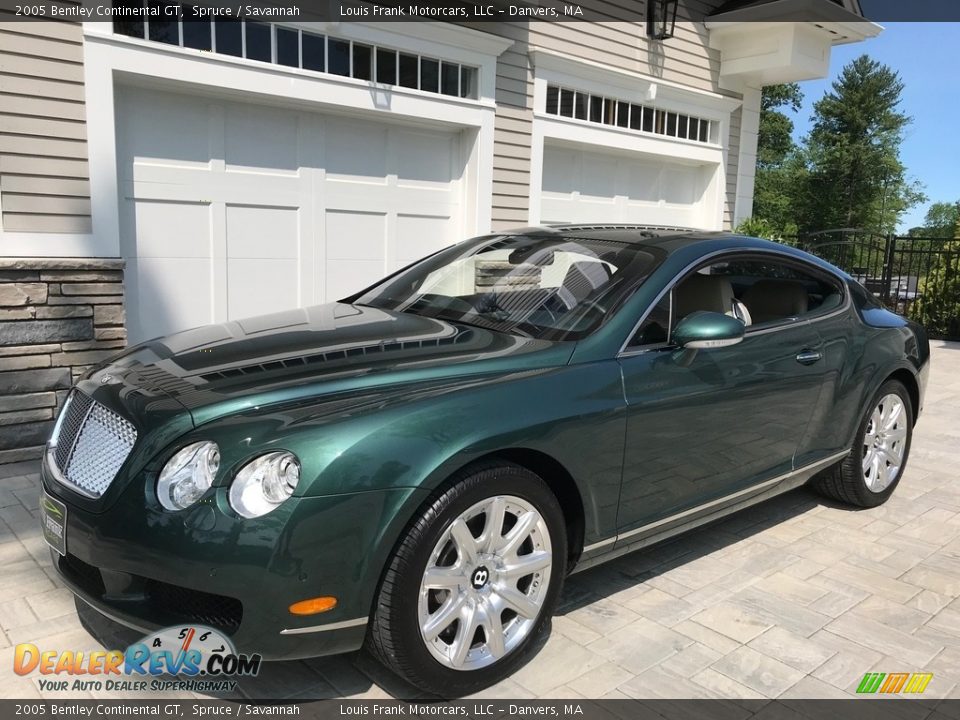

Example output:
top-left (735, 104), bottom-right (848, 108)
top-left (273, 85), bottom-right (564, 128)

top-left (215, 20), bottom-right (242, 57)
top-left (329, 39), bottom-right (350, 76)
top-left (302, 32), bottom-right (325, 72)
top-left (630, 104), bottom-right (643, 131)
top-left (376, 48), bottom-right (397, 84)
top-left (559, 89), bottom-right (574, 117)
top-left (147, 3), bottom-right (178, 45)
top-left (589, 95), bottom-right (603, 123)
top-left (113, 1), bottom-right (145, 37)
top-left (245, 22), bottom-right (271, 62)
top-left (440, 61), bottom-right (459, 96)
top-left (643, 107), bottom-right (654, 133)
top-left (617, 101), bottom-right (630, 128)
top-left (421, 58), bottom-right (439, 93)
top-left (460, 66), bottom-right (477, 99)
top-left (546, 86), bottom-right (559, 115)
top-left (573, 92), bottom-right (587, 120)
top-left (666, 112), bottom-right (678, 136)
top-left (183, 16), bottom-right (212, 51)
top-left (353, 43), bottom-right (372, 80)
top-left (699, 120), bottom-right (710, 143)
top-left (399, 53), bottom-right (418, 88)
top-left (276, 27), bottom-right (299, 67)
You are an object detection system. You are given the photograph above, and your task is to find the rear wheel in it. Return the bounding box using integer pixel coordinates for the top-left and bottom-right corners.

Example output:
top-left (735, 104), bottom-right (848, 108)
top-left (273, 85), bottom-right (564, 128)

top-left (813, 379), bottom-right (913, 507)
top-left (366, 462), bottom-right (566, 696)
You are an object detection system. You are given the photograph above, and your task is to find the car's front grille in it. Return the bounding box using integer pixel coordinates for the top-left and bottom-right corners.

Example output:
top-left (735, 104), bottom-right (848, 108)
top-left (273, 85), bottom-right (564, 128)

top-left (50, 391), bottom-right (137, 498)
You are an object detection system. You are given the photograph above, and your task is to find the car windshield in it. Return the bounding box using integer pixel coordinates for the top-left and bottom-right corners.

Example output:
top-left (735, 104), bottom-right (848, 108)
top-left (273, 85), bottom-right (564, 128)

top-left (352, 234), bottom-right (664, 341)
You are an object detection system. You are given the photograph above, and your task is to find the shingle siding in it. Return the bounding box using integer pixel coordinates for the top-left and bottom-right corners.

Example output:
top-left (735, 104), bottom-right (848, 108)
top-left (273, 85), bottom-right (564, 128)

top-left (0, 20), bottom-right (92, 235)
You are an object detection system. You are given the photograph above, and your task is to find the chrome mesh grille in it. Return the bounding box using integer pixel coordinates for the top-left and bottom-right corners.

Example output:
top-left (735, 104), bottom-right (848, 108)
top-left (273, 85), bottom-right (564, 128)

top-left (51, 391), bottom-right (137, 498)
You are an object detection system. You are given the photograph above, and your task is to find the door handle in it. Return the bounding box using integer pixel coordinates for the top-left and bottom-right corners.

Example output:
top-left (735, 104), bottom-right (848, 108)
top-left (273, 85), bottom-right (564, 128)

top-left (796, 350), bottom-right (823, 366)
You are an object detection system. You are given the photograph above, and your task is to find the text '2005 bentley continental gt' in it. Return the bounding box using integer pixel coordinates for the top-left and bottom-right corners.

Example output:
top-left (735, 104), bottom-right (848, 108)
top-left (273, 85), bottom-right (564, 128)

top-left (40, 226), bottom-right (928, 695)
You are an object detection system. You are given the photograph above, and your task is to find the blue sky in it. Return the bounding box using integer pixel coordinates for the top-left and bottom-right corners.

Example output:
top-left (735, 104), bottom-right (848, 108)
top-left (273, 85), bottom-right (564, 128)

top-left (789, 23), bottom-right (960, 232)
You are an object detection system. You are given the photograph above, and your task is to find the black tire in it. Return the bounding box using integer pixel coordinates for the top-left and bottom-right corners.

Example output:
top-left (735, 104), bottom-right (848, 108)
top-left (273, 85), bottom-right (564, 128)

top-left (813, 379), bottom-right (914, 508)
top-left (365, 461), bottom-right (567, 697)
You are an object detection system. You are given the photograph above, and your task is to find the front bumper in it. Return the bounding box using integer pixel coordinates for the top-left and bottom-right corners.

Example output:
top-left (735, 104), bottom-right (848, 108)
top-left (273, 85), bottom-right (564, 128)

top-left (42, 455), bottom-right (425, 660)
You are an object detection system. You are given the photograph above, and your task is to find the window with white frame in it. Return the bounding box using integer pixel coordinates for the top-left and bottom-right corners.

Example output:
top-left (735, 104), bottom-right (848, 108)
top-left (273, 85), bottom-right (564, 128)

top-left (544, 84), bottom-right (715, 145)
top-left (112, 2), bottom-right (479, 99)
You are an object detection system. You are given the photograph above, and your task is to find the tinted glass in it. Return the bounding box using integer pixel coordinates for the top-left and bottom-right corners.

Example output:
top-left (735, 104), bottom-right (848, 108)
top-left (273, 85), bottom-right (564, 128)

top-left (399, 53), bottom-right (418, 88)
top-left (302, 32), bottom-right (325, 72)
top-left (376, 48), bottom-right (396, 84)
top-left (440, 61), bottom-right (459, 96)
top-left (328, 39), bottom-right (350, 76)
top-left (355, 235), bottom-right (664, 342)
top-left (276, 27), bottom-right (299, 67)
top-left (215, 20), bottom-right (242, 57)
top-left (353, 43), bottom-right (372, 80)
top-left (420, 58), bottom-right (439, 92)
top-left (183, 17), bottom-right (212, 50)
top-left (630, 292), bottom-right (671, 347)
top-left (245, 22), bottom-right (271, 62)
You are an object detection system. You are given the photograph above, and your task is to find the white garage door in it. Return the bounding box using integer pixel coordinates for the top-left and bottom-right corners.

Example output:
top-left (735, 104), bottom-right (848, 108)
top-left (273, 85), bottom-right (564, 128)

top-left (117, 86), bottom-right (467, 343)
top-left (540, 143), bottom-right (716, 230)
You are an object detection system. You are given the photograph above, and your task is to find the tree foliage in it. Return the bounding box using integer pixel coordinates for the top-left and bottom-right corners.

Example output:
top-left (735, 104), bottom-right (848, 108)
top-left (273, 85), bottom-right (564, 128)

top-left (908, 201), bottom-right (960, 238)
top-left (750, 55), bottom-right (925, 236)
top-left (910, 218), bottom-right (960, 337)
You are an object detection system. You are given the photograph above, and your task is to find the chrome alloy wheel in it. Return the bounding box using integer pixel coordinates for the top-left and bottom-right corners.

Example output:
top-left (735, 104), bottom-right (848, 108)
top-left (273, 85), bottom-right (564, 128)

top-left (417, 495), bottom-right (553, 671)
top-left (863, 393), bottom-right (908, 492)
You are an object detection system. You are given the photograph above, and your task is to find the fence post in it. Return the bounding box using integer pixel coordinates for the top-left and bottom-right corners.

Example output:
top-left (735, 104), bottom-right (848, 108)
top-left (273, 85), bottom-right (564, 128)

top-left (882, 233), bottom-right (897, 307)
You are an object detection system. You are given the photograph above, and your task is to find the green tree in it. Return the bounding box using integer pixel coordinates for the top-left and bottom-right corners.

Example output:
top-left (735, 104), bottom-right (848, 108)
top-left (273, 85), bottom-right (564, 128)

top-left (908, 201), bottom-right (960, 237)
top-left (752, 84), bottom-right (803, 235)
top-left (911, 218), bottom-right (960, 338)
top-left (796, 55), bottom-right (925, 234)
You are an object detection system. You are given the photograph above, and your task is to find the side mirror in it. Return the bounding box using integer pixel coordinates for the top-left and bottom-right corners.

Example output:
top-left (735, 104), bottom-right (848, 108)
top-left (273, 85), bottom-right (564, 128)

top-left (673, 311), bottom-right (745, 350)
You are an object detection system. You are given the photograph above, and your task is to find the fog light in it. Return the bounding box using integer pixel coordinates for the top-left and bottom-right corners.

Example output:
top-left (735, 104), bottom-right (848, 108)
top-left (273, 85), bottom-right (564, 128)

top-left (289, 596), bottom-right (338, 615)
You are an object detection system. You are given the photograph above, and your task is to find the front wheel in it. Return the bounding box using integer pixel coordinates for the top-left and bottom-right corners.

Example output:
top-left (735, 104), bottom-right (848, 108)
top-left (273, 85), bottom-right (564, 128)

top-left (813, 379), bottom-right (914, 507)
top-left (365, 462), bottom-right (567, 696)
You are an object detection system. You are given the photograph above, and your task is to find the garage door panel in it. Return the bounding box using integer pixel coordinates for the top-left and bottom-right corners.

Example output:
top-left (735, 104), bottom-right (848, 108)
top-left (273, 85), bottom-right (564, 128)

top-left (325, 209), bottom-right (386, 261)
top-left (119, 89), bottom-right (211, 176)
top-left (541, 143), bottom-right (712, 229)
top-left (325, 119), bottom-right (389, 182)
top-left (396, 214), bottom-right (452, 267)
top-left (128, 257), bottom-right (213, 339)
top-left (117, 85), bottom-right (466, 342)
top-left (225, 105), bottom-right (299, 174)
top-left (395, 131), bottom-right (459, 187)
top-left (228, 258), bottom-right (298, 320)
top-left (131, 200), bottom-right (210, 258)
top-left (226, 205), bottom-right (299, 260)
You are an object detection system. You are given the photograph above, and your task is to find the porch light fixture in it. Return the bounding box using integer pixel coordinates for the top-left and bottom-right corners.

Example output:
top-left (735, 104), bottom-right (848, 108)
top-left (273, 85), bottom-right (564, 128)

top-left (647, 0), bottom-right (679, 40)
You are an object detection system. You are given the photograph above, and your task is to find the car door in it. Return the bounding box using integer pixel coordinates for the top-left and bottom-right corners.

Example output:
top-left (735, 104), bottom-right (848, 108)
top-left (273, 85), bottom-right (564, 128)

top-left (614, 255), bottom-right (830, 538)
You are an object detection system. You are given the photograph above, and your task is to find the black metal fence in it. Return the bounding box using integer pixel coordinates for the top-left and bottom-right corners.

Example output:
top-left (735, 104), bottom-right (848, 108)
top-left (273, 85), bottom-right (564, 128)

top-left (786, 229), bottom-right (960, 340)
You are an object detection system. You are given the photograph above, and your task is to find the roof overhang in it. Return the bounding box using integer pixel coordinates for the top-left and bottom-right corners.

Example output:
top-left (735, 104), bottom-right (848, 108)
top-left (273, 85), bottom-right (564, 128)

top-left (706, 2), bottom-right (882, 89)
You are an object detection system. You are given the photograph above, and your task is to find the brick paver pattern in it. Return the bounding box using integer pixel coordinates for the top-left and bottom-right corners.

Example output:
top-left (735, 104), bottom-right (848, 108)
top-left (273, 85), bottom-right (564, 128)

top-left (1, 342), bottom-right (959, 701)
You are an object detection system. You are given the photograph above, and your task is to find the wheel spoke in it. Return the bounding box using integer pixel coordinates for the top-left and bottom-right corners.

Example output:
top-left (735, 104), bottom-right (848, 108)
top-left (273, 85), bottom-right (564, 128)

top-left (480, 496), bottom-right (507, 554)
top-left (870, 453), bottom-right (882, 484)
top-left (423, 593), bottom-right (466, 641)
top-left (423, 566), bottom-right (466, 590)
top-left (886, 426), bottom-right (908, 442)
top-left (502, 550), bottom-right (552, 579)
top-left (884, 401), bottom-right (904, 431)
top-left (862, 448), bottom-right (875, 474)
top-left (450, 603), bottom-right (479, 667)
top-left (477, 601), bottom-right (506, 659)
top-left (876, 457), bottom-right (890, 488)
top-left (449, 518), bottom-right (479, 567)
top-left (878, 446), bottom-right (901, 467)
top-left (498, 511), bottom-right (539, 557)
top-left (495, 585), bottom-right (540, 619)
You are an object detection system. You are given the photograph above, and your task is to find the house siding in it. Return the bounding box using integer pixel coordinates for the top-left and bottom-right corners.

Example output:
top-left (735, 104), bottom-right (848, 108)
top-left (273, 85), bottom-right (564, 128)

top-left (480, 7), bottom-right (743, 230)
top-left (0, 20), bottom-right (92, 234)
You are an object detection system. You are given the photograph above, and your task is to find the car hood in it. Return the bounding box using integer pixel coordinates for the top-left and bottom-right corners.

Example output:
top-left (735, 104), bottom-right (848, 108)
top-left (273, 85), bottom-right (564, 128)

top-left (82, 303), bottom-right (573, 428)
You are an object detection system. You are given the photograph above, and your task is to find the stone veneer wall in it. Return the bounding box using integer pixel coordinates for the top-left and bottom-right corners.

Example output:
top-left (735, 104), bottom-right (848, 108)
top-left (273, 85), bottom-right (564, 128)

top-left (0, 258), bottom-right (127, 464)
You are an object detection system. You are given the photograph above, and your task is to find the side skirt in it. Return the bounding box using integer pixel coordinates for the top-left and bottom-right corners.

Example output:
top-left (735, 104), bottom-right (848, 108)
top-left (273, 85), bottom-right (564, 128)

top-left (571, 450), bottom-right (848, 574)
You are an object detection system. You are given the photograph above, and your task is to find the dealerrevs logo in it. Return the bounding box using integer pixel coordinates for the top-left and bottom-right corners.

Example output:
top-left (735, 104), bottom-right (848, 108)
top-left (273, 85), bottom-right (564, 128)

top-left (13, 625), bottom-right (261, 694)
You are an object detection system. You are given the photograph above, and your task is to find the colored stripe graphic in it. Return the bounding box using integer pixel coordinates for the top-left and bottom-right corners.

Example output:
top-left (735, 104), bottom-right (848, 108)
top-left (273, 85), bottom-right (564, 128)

top-left (857, 672), bottom-right (932, 694)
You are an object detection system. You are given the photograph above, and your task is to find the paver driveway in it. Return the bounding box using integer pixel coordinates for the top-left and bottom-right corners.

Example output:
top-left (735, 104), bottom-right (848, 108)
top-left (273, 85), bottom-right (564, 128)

top-left (2, 341), bottom-right (959, 701)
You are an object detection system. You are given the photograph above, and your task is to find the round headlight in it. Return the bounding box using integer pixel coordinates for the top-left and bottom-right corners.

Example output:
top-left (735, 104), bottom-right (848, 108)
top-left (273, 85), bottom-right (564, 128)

top-left (229, 452), bottom-right (300, 519)
top-left (157, 441), bottom-right (220, 511)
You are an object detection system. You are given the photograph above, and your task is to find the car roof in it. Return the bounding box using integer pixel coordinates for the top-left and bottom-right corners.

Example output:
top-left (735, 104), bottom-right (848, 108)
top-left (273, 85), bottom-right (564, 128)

top-left (502, 224), bottom-right (850, 277)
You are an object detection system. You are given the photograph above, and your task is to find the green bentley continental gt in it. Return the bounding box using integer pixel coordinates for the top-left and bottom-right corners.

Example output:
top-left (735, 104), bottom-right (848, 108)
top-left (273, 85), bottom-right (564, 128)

top-left (40, 226), bottom-right (929, 695)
